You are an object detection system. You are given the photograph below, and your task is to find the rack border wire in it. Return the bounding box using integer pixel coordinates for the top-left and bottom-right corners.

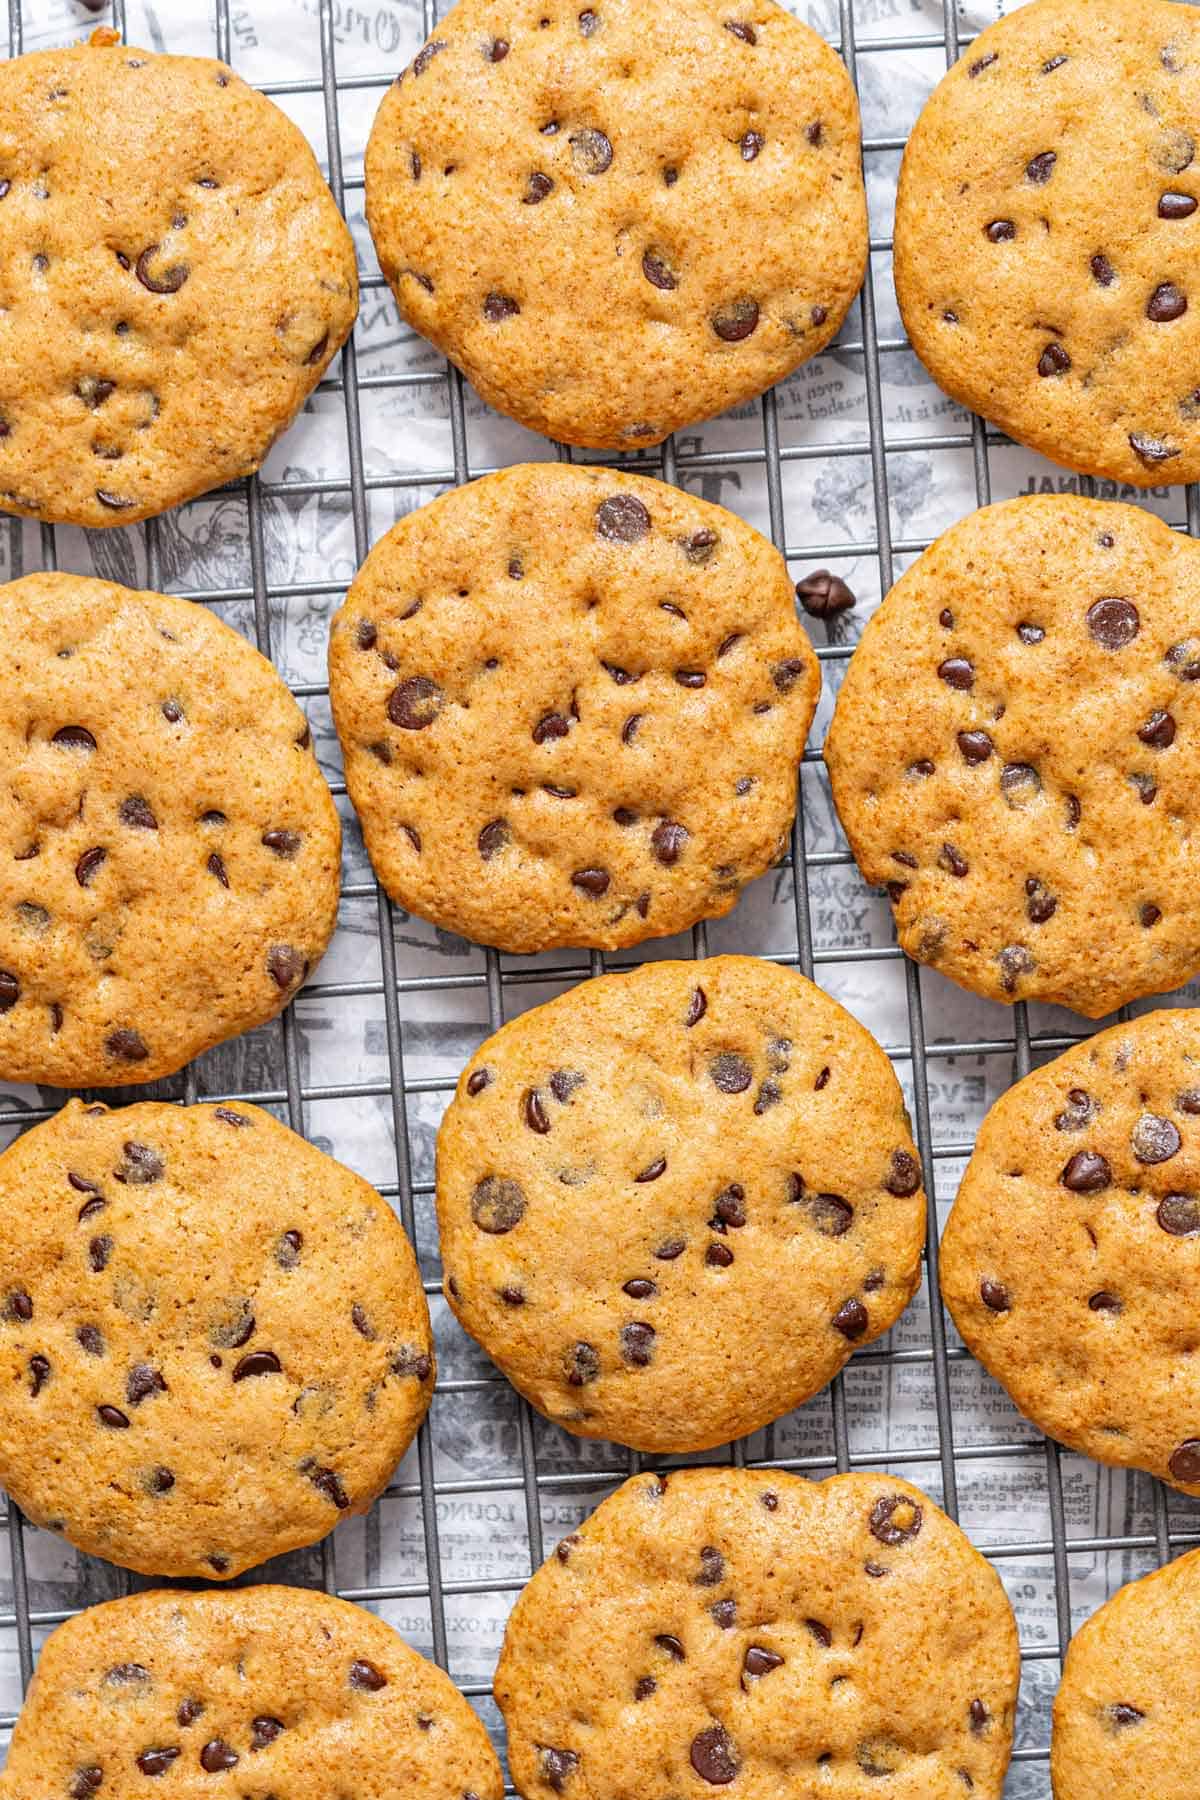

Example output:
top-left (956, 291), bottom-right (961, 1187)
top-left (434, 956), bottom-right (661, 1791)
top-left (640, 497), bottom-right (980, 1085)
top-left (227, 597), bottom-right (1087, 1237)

top-left (0, 0), bottom-right (1191, 1787)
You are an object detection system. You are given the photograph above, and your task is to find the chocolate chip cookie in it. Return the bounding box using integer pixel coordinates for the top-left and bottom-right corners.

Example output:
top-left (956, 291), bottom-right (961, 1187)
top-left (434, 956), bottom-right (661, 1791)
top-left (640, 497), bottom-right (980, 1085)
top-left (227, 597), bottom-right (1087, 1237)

top-left (496, 1466), bottom-right (1019, 1799)
top-left (0, 1096), bottom-right (434, 1577)
top-left (895, 0), bottom-right (1200, 486)
top-left (825, 495), bottom-right (1200, 1017)
top-left (329, 464), bottom-right (818, 954)
top-left (1051, 1546), bottom-right (1200, 1800)
top-left (436, 955), bottom-right (925, 1452)
top-left (0, 1584), bottom-right (501, 1799)
top-left (364, 0), bottom-right (866, 449)
top-left (0, 572), bottom-right (340, 1086)
top-left (0, 32), bottom-right (357, 527)
top-left (941, 1010), bottom-right (1200, 1496)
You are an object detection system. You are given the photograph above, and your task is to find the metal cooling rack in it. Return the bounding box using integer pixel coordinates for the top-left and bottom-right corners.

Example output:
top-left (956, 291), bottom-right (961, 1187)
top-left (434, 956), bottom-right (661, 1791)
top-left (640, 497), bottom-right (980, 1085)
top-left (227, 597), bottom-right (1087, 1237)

top-left (2, 1), bottom-right (1197, 1793)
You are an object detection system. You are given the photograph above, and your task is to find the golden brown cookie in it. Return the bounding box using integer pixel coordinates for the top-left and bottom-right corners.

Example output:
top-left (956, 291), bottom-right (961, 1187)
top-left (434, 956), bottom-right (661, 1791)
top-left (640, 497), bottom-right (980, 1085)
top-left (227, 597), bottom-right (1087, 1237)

top-left (436, 956), bottom-right (925, 1452)
top-left (825, 495), bottom-right (1200, 1017)
top-left (895, 0), bottom-right (1200, 486)
top-left (941, 1010), bottom-right (1200, 1497)
top-left (0, 1584), bottom-right (501, 1798)
top-left (496, 1467), bottom-right (1019, 1800)
top-left (364, 0), bottom-right (866, 449)
top-left (0, 571), bottom-right (340, 1087)
top-left (1051, 1547), bottom-right (1200, 1800)
top-left (0, 34), bottom-right (357, 527)
top-left (0, 1097), bottom-right (434, 1579)
top-left (329, 464), bottom-right (818, 955)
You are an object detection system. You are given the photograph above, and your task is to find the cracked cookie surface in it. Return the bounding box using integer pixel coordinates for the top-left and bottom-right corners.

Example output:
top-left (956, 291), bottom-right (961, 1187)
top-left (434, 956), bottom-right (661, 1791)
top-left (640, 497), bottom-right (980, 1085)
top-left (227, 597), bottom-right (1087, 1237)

top-left (0, 1584), bottom-right (501, 1798)
top-left (942, 1010), bottom-right (1200, 1496)
top-left (1051, 1546), bottom-right (1200, 1800)
top-left (825, 496), bottom-right (1200, 1017)
top-left (0, 572), bottom-right (340, 1086)
top-left (436, 956), bottom-right (925, 1452)
top-left (895, 0), bottom-right (1200, 486)
top-left (0, 35), bottom-right (357, 527)
top-left (0, 1098), bottom-right (434, 1578)
top-left (329, 464), bottom-right (818, 955)
top-left (364, 0), bottom-right (866, 448)
top-left (496, 1467), bottom-right (1018, 1800)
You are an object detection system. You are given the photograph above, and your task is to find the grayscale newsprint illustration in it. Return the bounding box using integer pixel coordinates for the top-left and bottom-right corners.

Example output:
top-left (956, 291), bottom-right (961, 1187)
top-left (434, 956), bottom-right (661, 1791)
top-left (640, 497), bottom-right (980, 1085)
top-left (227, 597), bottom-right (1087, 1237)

top-left (1, 0), bottom-right (1198, 1794)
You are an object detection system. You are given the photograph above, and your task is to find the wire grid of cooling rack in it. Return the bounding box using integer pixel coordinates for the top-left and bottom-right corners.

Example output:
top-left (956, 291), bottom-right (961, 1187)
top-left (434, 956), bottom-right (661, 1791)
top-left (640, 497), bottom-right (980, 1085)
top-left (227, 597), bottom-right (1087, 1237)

top-left (1, 0), bottom-right (1198, 1791)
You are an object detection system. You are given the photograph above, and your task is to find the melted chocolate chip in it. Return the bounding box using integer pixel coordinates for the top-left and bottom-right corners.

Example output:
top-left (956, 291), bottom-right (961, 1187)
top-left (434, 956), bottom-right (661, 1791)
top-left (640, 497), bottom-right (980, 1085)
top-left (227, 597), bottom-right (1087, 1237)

top-left (958, 730), bottom-right (993, 763)
top-left (980, 1278), bottom-right (1010, 1313)
top-left (97, 1403), bottom-right (130, 1428)
top-left (1038, 341), bottom-right (1071, 376)
top-left (266, 945), bottom-right (306, 991)
top-left (1132, 1113), bottom-right (1181, 1163)
top-left (483, 291), bottom-right (520, 321)
top-left (250, 1715), bottom-right (284, 1749)
top-left (690, 1725), bottom-right (739, 1786)
top-left (985, 218), bottom-right (1016, 241)
top-left (709, 1052), bottom-right (752, 1094)
top-left (1026, 150), bottom-right (1057, 182)
top-left (938, 656), bottom-right (974, 690)
top-left (199, 1741), bottom-right (238, 1772)
top-left (1139, 708), bottom-right (1176, 747)
top-left (597, 495), bottom-right (650, 542)
top-left (119, 794), bottom-right (158, 830)
top-left (620, 1321), bottom-right (656, 1366)
top-left (126, 1362), bottom-right (167, 1404)
top-left (565, 1341), bottom-right (600, 1385)
top-left (651, 820), bottom-right (689, 865)
top-left (833, 1297), bottom-right (868, 1339)
top-left (571, 867), bottom-right (610, 897)
top-left (1148, 281), bottom-right (1188, 321)
top-left (471, 1176), bottom-right (526, 1234)
top-left (387, 676), bottom-right (443, 730)
top-left (538, 1747), bottom-right (580, 1792)
top-left (233, 1349), bottom-right (282, 1380)
top-left (1157, 1193), bottom-right (1200, 1235)
top-left (643, 250), bottom-right (678, 290)
top-left (1088, 598), bottom-right (1140, 648)
top-left (1061, 1150), bottom-right (1112, 1193)
top-left (713, 299), bottom-right (759, 342)
top-left (467, 1068), bottom-right (493, 1096)
top-left (1169, 1440), bottom-right (1200, 1481)
top-left (743, 1645), bottom-right (784, 1683)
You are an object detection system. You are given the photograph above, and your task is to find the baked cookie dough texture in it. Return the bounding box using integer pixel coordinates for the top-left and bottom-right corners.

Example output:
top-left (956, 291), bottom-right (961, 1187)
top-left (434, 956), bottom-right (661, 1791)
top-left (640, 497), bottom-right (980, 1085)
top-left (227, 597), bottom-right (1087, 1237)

top-left (0, 36), bottom-right (357, 527)
top-left (0, 573), bottom-right (340, 1087)
top-left (826, 496), bottom-right (1200, 1017)
top-left (0, 1098), bottom-right (433, 1578)
top-left (436, 956), bottom-right (926, 1452)
top-left (895, 0), bottom-right (1200, 486)
top-left (365, 0), bottom-right (867, 448)
top-left (942, 1010), bottom-right (1200, 1498)
top-left (330, 464), bottom-right (819, 954)
top-left (0, 1585), bottom-right (503, 1800)
top-left (497, 1467), bottom-right (1019, 1800)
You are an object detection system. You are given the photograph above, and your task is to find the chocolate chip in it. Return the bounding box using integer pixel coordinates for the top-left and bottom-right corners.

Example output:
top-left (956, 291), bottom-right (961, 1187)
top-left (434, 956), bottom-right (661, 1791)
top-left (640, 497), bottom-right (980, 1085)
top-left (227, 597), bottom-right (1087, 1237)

top-left (484, 291), bottom-right (520, 321)
top-left (1160, 190), bottom-right (1198, 219)
top-left (713, 299), bottom-right (759, 342)
top-left (119, 794), bottom-right (157, 830)
top-left (805, 1190), bottom-right (854, 1236)
top-left (213, 1107), bottom-right (249, 1129)
top-left (980, 1278), bottom-right (1010, 1312)
top-left (1088, 596), bottom-right (1140, 649)
top-left (75, 846), bottom-right (107, 886)
top-left (104, 1662), bottom-right (150, 1687)
top-left (886, 1150), bottom-right (921, 1196)
top-left (796, 570), bottom-right (855, 618)
top-left (1148, 281), bottom-right (1188, 321)
top-left (1157, 1193), bottom-right (1200, 1234)
top-left (571, 867), bottom-right (610, 896)
top-left (621, 712), bottom-right (643, 745)
top-left (1157, 128), bottom-right (1196, 172)
top-left (1132, 1113), bottom-right (1182, 1163)
top-left (233, 1349), bottom-right (281, 1381)
top-left (620, 1321), bottom-right (656, 1366)
top-left (743, 1646), bottom-right (784, 1683)
top-left (675, 668), bottom-right (706, 689)
top-left (656, 1632), bottom-right (686, 1659)
top-left (939, 843), bottom-right (969, 878)
top-left (387, 676), bottom-right (442, 730)
top-left (1139, 708), bottom-right (1177, 748)
top-left (28, 1353), bottom-right (49, 1395)
top-left (1130, 431), bottom-right (1180, 464)
top-left (655, 1237), bottom-right (686, 1260)
top-left (635, 1157), bottom-right (667, 1184)
top-left (1089, 1291), bottom-right (1121, 1313)
top-left (969, 50), bottom-right (998, 74)
top-left (740, 129), bottom-right (765, 160)
top-left (684, 528), bottom-right (718, 564)
top-left (467, 1069), bottom-right (493, 1096)
top-left (579, 9), bottom-right (600, 34)
top-left (691, 1725), bottom-right (739, 1785)
top-left (957, 730), bottom-right (993, 763)
top-left (5, 1290), bottom-right (32, 1321)
top-left (1107, 1703), bottom-right (1146, 1729)
top-left (126, 1362), bottom-right (167, 1404)
top-left (70, 1770), bottom-right (104, 1797)
top-left (262, 828), bottom-right (302, 858)
top-left (711, 1598), bottom-right (737, 1628)
top-left (706, 1241), bottom-right (734, 1267)
top-left (98, 1403), bottom-right (130, 1428)
top-left (1038, 341), bottom-right (1071, 376)
top-left (538, 1747), bottom-right (580, 1792)
top-left (177, 1699), bottom-right (203, 1727)
top-left (266, 945), bottom-right (306, 990)
top-left (115, 1141), bottom-right (164, 1185)
top-left (570, 128), bottom-right (613, 174)
top-left (533, 714), bottom-right (570, 750)
top-left (999, 763), bottom-right (1041, 808)
top-left (643, 249), bottom-right (678, 290)
top-left (411, 38), bottom-right (447, 76)
top-left (200, 1739), bottom-right (239, 1771)
top-left (869, 1494), bottom-right (923, 1544)
top-left (1141, 903), bottom-right (1162, 928)
top-left (471, 1176), bottom-right (526, 1233)
top-left (1024, 876), bottom-right (1057, 924)
top-left (251, 1716), bottom-right (284, 1749)
top-left (76, 1324), bottom-right (104, 1355)
top-left (1026, 151), bottom-right (1057, 182)
top-left (392, 1345), bottom-right (432, 1380)
top-left (89, 1235), bottom-right (113, 1271)
top-left (634, 1676), bottom-right (657, 1699)
top-left (1061, 1150), bottom-right (1112, 1192)
top-left (550, 1068), bottom-right (584, 1103)
top-left (1091, 252), bottom-right (1117, 286)
top-left (709, 1052), bottom-right (751, 1093)
top-left (303, 1461), bottom-right (350, 1509)
top-left (524, 1088), bottom-right (551, 1134)
top-left (998, 943), bottom-right (1036, 993)
top-left (1180, 1088), bottom-right (1200, 1113)
top-left (477, 819), bottom-right (511, 862)
top-left (0, 969), bottom-right (17, 1012)
top-left (938, 656), bottom-right (974, 689)
top-left (985, 218), bottom-right (1016, 241)
top-left (135, 1748), bottom-right (181, 1774)
top-left (725, 19), bottom-right (756, 42)
top-left (1169, 1439), bottom-right (1200, 1481)
top-left (489, 36), bottom-right (510, 59)
top-left (565, 1341), bottom-right (600, 1385)
top-left (833, 1297), bottom-right (868, 1339)
top-left (651, 820), bottom-right (689, 865)
top-left (597, 494), bottom-right (650, 542)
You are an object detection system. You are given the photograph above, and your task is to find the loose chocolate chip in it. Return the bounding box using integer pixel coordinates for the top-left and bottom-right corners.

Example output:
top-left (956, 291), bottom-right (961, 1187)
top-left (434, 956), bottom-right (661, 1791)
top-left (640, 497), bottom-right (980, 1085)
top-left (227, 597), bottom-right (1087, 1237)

top-left (565, 1341), bottom-right (600, 1385)
top-left (651, 820), bottom-right (689, 865)
top-left (706, 1241), bottom-right (735, 1267)
top-left (571, 867), bottom-right (610, 897)
top-left (691, 1724), bottom-right (739, 1786)
top-left (77, 1325), bottom-right (104, 1355)
top-left (1139, 708), bottom-right (1177, 748)
top-left (200, 1740), bottom-right (239, 1772)
top-left (656, 1632), bottom-right (686, 1659)
top-left (411, 38), bottom-right (447, 76)
top-left (743, 1645), bottom-right (784, 1682)
top-left (89, 1235), bottom-right (114, 1271)
top-left (796, 570), bottom-right (856, 618)
top-left (234, 1349), bottom-right (281, 1381)
top-left (570, 128), bottom-right (613, 174)
top-left (886, 1150), bottom-right (921, 1196)
top-left (119, 795), bottom-right (158, 830)
top-left (388, 675), bottom-right (443, 729)
top-left (538, 1747), bottom-right (580, 1792)
top-left (938, 656), bottom-right (974, 690)
top-left (1061, 1150), bottom-right (1112, 1192)
top-left (985, 218), bottom-right (1016, 241)
top-left (709, 1052), bottom-right (752, 1094)
top-left (1132, 1113), bottom-right (1182, 1163)
top-left (135, 245), bottom-right (189, 293)
top-left (126, 1362), bottom-right (167, 1404)
top-left (1026, 151), bottom-right (1057, 182)
top-left (1089, 1291), bottom-right (1122, 1312)
top-left (643, 249), bottom-right (678, 290)
top-left (75, 846), bottom-right (107, 886)
top-left (467, 1068), bottom-right (493, 1096)
top-left (725, 19), bottom-right (756, 42)
top-left (98, 1403), bottom-right (130, 1428)
top-left (1148, 281), bottom-right (1188, 321)
top-left (634, 1676), bottom-right (657, 1699)
top-left (940, 843), bottom-right (969, 878)
top-left (251, 1715), bottom-right (284, 1749)
top-left (980, 1278), bottom-right (1010, 1312)
top-left (1157, 1193), bottom-right (1200, 1234)
top-left (597, 494), bottom-right (651, 542)
top-left (869, 1494), bottom-right (923, 1545)
top-left (135, 1748), bottom-right (181, 1774)
top-left (713, 299), bottom-right (759, 342)
top-left (620, 1321), bottom-right (656, 1366)
top-left (1130, 431), bottom-right (1180, 464)
top-left (957, 730), bottom-right (993, 763)
top-left (1038, 341), bottom-right (1071, 377)
top-left (28, 1353), bottom-right (50, 1395)
top-left (524, 1088), bottom-right (551, 1134)
top-left (1088, 596), bottom-right (1140, 649)
top-left (484, 291), bottom-right (520, 321)
top-left (1169, 1440), bottom-right (1200, 1481)
top-left (833, 1297), bottom-right (868, 1339)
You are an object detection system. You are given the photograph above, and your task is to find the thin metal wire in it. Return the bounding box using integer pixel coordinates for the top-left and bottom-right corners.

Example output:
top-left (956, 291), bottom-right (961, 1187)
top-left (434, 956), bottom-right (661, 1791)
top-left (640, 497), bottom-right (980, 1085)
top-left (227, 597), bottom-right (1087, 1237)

top-left (0, 1), bottom-right (1182, 1788)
